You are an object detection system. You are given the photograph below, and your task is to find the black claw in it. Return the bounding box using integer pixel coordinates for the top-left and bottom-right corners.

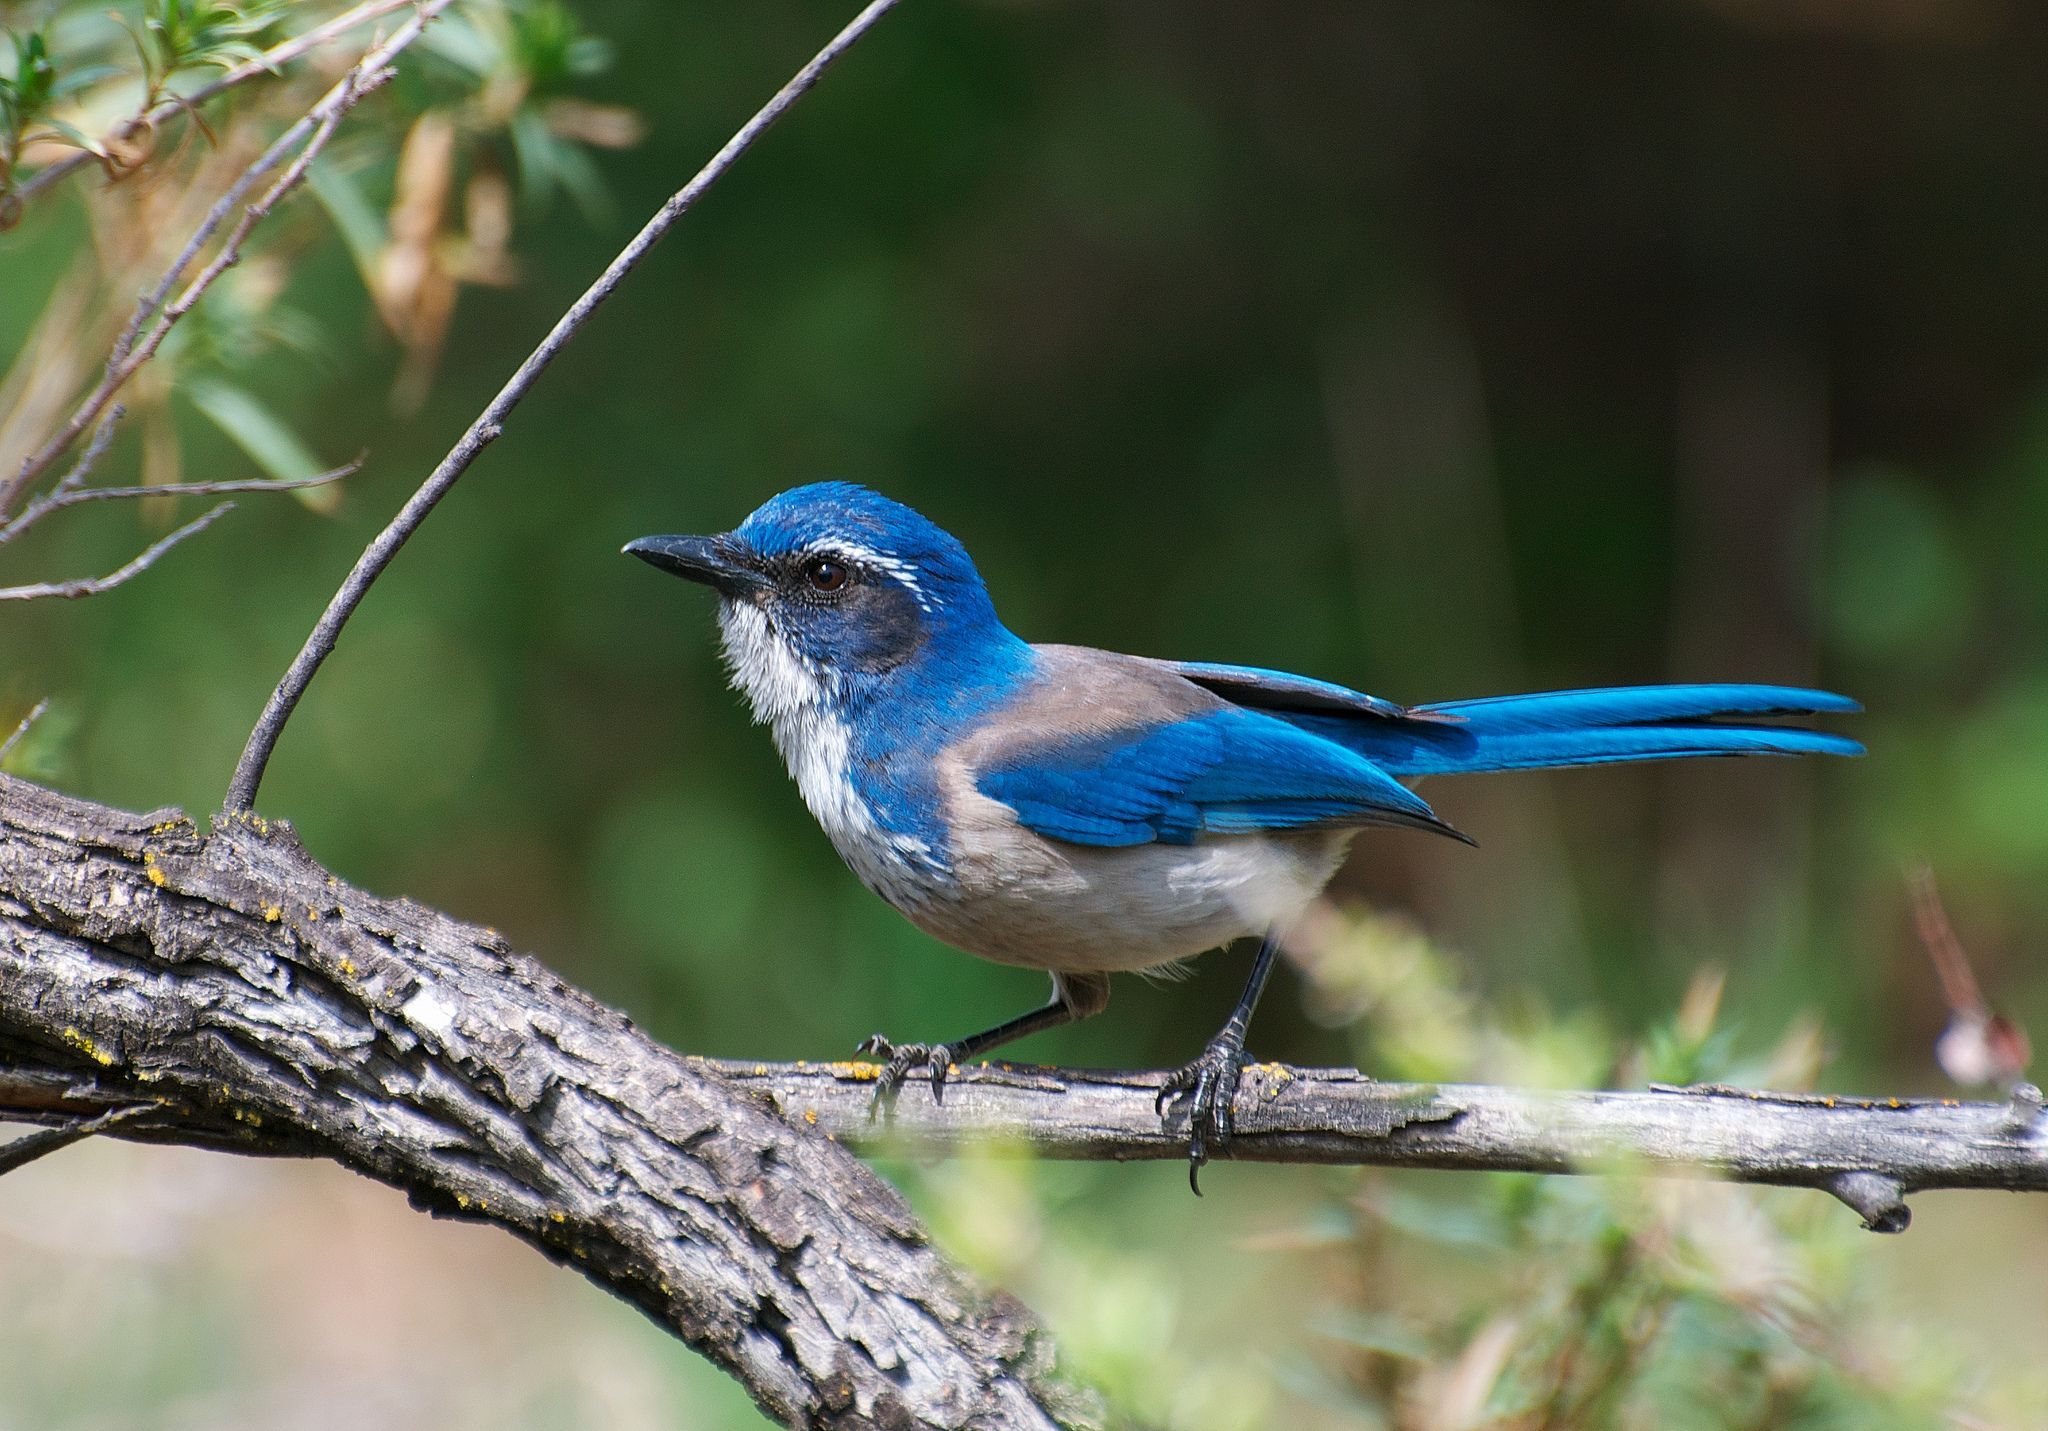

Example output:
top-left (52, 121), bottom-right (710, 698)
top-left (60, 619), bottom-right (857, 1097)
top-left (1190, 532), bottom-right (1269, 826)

top-left (856, 1035), bottom-right (954, 1116)
top-left (1156, 1036), bottom-right (1251, 1195)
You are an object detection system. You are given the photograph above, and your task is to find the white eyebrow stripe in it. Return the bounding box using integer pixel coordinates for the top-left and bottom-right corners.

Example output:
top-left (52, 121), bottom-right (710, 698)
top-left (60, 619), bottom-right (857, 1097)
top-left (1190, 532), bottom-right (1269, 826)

top-left (806, 539), bottom-right (934, 613)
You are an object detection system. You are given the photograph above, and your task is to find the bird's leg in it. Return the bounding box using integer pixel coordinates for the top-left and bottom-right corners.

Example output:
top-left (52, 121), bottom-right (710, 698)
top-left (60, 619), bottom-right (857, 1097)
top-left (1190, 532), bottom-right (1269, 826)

top-left (860, 972), bottom-right (1110, 1111)
top-left (1157, 929), bottom-right (1283, 1194)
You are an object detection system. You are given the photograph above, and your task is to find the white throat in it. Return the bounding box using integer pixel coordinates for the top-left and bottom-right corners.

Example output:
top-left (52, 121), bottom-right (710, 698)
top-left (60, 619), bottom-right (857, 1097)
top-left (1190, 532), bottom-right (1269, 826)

top-left (715, 600), bottom-right (939, 902)
top-left (717, 598), bottom-right (829, 733)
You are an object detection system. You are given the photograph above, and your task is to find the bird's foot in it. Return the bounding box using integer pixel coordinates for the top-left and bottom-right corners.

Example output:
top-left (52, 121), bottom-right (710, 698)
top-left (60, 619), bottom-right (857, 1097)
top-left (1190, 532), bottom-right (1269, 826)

top-left (856, 1034), bottom-right (956, 1115)
top-left (1155, 1034), bottom-right (1253, 1195)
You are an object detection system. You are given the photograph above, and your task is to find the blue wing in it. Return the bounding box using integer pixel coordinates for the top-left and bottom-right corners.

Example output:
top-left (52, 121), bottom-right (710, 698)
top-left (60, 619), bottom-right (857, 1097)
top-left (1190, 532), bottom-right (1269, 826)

top-left (975, 708), bottom-right (1465, 849)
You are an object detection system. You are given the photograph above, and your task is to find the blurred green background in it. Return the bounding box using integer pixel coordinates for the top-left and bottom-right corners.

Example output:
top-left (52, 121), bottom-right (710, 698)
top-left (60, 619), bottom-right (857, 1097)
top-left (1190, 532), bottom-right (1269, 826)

top-left (4, 1), bottom-right (2047, 1426)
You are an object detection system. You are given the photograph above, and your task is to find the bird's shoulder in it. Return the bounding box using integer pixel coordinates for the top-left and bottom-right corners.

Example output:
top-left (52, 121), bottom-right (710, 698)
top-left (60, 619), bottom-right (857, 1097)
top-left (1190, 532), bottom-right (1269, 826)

top-left (999, 644), bottom-right (1229, 735)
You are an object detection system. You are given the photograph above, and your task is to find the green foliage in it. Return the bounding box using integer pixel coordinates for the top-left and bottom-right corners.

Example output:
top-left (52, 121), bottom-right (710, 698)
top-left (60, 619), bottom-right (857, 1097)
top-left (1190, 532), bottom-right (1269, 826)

top-left (423, 0), bottom-right (629, 219)
top-left (0, 0), bottom-right (640, 509)
top-left (0, 29), bottom-right (60, 140)
top-left (0, 24), bottom-right (113, 203)
top-left (128, 0), bottom-right (284, 92)
top-left (501, 0), bottom-right (611, 96)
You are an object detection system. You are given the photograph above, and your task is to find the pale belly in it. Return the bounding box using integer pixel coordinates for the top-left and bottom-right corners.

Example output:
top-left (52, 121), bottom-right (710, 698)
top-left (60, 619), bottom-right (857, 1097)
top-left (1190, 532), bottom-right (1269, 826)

top-left (884, 825), bottom-right (1353, 974)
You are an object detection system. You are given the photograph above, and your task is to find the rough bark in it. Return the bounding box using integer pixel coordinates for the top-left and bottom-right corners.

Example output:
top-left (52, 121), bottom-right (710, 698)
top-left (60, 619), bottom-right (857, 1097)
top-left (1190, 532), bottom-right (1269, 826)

top-left (0, 774), bottom-right (1097, 1431)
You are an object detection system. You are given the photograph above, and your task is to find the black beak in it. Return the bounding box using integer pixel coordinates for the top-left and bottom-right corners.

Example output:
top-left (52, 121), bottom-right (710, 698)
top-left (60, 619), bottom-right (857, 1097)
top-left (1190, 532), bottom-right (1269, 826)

top-left (622, 534), bottom-right (768, 596)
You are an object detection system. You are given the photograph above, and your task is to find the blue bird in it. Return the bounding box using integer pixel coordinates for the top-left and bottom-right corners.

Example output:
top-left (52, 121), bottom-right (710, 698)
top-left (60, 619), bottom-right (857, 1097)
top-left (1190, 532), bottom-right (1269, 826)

top-left (626, 483), bottom-right (1861, 1189)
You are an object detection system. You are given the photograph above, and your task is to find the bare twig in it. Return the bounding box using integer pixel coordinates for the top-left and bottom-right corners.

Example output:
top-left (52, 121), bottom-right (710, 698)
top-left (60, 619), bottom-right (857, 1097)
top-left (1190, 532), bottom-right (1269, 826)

top-left (223, 0), bottom-right (905, 814)
top-left (0, 701), bottom-right (48, 763)
top-left (0, 502), bottom-right (231, 602)
top-left (711, 1065), bottom-right (2048, 1234)
top-left (0, 459), bottom-right (357, 549)
top-left (0, 4), bottom-right (449, 517)
top-left (128, 67), bottom-right (383, 362)
top-left (10, 0), bottom-right (428, 209)
top-left (50, 406), bottom-right (123, 500)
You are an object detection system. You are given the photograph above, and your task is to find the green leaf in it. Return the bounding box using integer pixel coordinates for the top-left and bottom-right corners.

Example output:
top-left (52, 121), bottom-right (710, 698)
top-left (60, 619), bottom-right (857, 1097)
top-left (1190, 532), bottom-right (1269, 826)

top-left (510, 105), bottom-right (610, 223)
top-left (1309, 1311), bottom-right (1434, 1362)
top-left (40, 117), bottom-right (112, 160)
top-left (307, 160), bottom-right (384, 287)
top-left (183, 377), bottom-right (337, 510)
top-left (419, 8), bottom-right (494, 79)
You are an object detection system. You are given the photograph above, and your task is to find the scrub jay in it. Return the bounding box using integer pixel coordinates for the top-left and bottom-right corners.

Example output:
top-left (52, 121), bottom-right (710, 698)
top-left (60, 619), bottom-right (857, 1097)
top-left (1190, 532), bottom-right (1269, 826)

top-left (626, 483), bottom-right (1860, 1189)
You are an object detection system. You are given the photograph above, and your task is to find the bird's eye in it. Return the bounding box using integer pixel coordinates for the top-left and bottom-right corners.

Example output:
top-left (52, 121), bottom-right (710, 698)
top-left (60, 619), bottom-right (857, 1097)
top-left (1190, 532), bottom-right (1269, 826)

top-left (803, 556), bottom-right (849, 593)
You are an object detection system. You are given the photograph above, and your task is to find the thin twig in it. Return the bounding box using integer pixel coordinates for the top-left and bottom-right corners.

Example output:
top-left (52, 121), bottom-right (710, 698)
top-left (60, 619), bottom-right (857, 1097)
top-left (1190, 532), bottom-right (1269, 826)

top-left (1911, 863), bottom-right (1985, 1015)
top-left (0, 459), bottom-right (358, 549)
top-left (10, 0), bottom-right (427, 208)
top-left (0, 4), bottom-right (448, 517)
top-left (0, 502), bottom-right (232, 601)
top-left (1911, 863), bottom-right (2032, 1087)
top-left (0, 701), bottom-right (49, 763)
top-left (50, 405), bottom-right (124, 500)
top-left (0, 1104), bottom-right (159, 1178)
top-left (223, 0), bottom-right (906, 814)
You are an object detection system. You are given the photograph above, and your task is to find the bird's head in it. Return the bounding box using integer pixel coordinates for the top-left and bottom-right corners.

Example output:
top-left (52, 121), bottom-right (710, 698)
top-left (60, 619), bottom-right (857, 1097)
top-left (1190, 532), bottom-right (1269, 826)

top-left (626, 482), bottom-right (1014, 724)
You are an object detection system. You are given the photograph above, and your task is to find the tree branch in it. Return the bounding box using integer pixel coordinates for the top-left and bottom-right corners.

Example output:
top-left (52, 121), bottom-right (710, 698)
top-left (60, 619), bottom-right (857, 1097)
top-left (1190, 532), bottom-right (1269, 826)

top-left (706, 1066), bottom-right (2047, 1234)
top-left (0, 772), bottom-right (1096, 1430)
top-left (223, 0), bottom-right (905, 814)
top-left (0, 500), bottom-right (232, 601)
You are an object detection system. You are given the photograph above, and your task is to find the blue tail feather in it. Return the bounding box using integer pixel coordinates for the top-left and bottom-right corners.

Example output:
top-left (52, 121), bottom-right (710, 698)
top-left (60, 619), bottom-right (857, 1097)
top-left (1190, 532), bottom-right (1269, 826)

top-left (1281, 683), bottom-right (1863, 778)
top-left (1419, 683), bottom-right (1861, 729)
